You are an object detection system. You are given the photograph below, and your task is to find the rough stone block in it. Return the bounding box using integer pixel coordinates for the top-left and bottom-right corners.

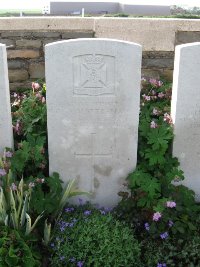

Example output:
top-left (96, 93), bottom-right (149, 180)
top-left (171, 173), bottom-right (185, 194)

top-left (45, 39), bottom-right (142, 206)
top-left (7, 49), bottom-right (40, 59)
top-left (29, 62), bottom-right (45, 79)
top-left (142, 58), bottom-right (174, 69)
top-left (175, 31), bottom-right (200, 45)
top-left (0, 39), bottom-right (15, 48)
top-left (8, 69), bottom-right (29, 82)
top-left (0, 44), bottom-right (13, 153)
top-left (8, 59), bottom-right (27, 69)
top-left (62, 31), bottom-right (94, 39)
top-left (16, 39), bottom-right (42, 48)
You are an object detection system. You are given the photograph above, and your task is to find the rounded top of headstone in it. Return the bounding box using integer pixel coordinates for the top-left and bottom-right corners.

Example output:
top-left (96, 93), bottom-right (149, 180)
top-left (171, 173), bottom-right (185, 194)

top-left (45, 38), bottom-right (142, 49)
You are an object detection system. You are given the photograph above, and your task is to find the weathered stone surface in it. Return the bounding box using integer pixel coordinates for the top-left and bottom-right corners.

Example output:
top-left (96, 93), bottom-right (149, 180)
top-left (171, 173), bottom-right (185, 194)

top-left (141, 69), bottom-right (160, 79)
top-left (32, 32), bottom-right (61, 38)
top-left (175, 31), bottom-right (200, 45)
top-left (8, 69), bottom-right (29, 82)
top-left (16, 39), bottom-right (42, 48)
top-left (7, 49), bottom-right (40, 59)
top-left (171, 43), bottom-right (200, 200)
top-left (1, 31), bottom-right (33, 38)
top-left (62, 31), bottom-right (94, 39)
top-left (0, 39), bottom-right (15, 48)
top-left (29, 62), bottom-right (45, 79)
top-left (45, 39), bottom-right (142, 206)
top-left (9, 81), bottom-right (32, 91)
top-left (8, 59), bottom-right (27, 69)
top-left (0, 44), bottom-right (13, 153)
top-left (142, 58), bottom-right (174, 69)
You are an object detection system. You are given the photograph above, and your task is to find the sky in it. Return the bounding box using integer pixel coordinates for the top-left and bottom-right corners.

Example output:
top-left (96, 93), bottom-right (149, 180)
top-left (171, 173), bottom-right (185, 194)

top-left (0, 0), bottom-right (200, 10)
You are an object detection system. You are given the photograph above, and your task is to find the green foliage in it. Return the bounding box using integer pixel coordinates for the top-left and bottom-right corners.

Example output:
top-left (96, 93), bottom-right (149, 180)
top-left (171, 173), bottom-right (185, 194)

top-left (0, 172), bottom-right (43, 236)
top-left (11, 83), bottom-right (48, 178)
top-left (0, 226), bottom-right (41, 267)
top-left (118, 78), bottom-right (200, 238)
top-left (50, 203), bottom-right (141, 267)
top-left (142, 236), bottom-right (200, 266)
top-left (11, 134), bottom-right (47, 177)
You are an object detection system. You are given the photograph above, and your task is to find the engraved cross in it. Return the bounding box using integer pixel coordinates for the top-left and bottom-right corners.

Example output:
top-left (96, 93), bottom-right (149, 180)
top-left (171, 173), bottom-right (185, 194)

top-left (74, 133), bottom-right (112, 190)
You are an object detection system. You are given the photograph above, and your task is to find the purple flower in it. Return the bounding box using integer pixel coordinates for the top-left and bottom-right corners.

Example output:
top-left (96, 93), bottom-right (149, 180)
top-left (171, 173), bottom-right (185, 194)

top-left (153, 212), bottom-right (162, 222)
top-left (60, 256), bottom-right (65, 261)
top-left (0, 169), bottom-right (6, 177)
top-left (144, 222), bottom-right (150, 231)
top-left (100, 210), bottom-right (106, 215)
top-left (84, 210), bottom-right (91, 216)
top-left (77, 261), bottom-right (84, 267)
top-left (160, 232), bottom-right (168, 240)
top-left (78, 198), bottom-right (83, 205)
top-left (166, 201), bottom-right (176, 208)
top-left (150, 121), bottom-right (158, 129)
top-left (65, 207), bottom-right (75, 212)
top-left (11, 183), bottom-right (17, 191)
top-left (157, 263), bottom-right (166, 267)
top-left (70, 257), bottom-right (76, 263)
top-left (168, 220), bottom-right (174, 227)
top-left (4, 151), bottom-right (13, 158)
top-left (50, 243), bottom-right (55, 247)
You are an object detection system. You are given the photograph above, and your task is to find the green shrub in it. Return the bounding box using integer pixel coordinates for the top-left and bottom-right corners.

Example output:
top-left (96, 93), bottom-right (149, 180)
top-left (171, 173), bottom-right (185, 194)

top-left (50, 203), bottom-right (141, 267)
top-left (0, 226), bottom-right (41, 267)
top-left (141, 236), bottom-right (200, 266)
top-left (116, 78), bottom-right (200, 239)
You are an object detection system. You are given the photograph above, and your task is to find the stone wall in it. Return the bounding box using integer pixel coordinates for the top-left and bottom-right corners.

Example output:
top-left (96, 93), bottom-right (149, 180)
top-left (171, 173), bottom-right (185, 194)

top-left (0, 17), bottom-right (200, 90)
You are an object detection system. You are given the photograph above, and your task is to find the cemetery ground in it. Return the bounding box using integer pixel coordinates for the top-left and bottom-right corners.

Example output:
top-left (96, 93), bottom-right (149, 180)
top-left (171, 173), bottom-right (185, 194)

top-left (1, 78), bottom-right (200, 267)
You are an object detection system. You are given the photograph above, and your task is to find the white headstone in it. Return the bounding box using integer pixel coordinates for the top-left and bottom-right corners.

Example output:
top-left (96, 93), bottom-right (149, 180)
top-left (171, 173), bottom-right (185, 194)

top-left (0, 44), bottom-right (13, 154)
top-left (171, 42), bottom-right (200, 200)
top-left (45, 39), bottom-right (142, 206)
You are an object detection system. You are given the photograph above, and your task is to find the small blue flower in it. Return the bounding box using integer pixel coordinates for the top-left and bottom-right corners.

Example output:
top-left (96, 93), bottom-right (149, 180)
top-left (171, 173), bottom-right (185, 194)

top-left (100, 210), bottom-right (106, 215)
top-left (60, 256), bottom-right (65, 261)
top-left (144, 222), bottom-right (150, 231)
top-left (65, 207), bottom-right (75, 212)
top-left (78, 198), bottom-right (83, 205)
top-left (168, 220), bottom-right (174, 227)
top-left (160, 232), bottom-right (168, 240)
top-left (77, 261), bottom-right (84, 267)
top-left (50, 243), bottom-right (54, 247)
top-left (69, 257), bottom-right (76, 262)
top-left (84, 210), bottom-right (91, 216)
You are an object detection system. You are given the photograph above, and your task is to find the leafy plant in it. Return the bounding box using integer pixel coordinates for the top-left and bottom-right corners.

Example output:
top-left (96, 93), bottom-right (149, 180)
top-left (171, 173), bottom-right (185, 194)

top-left (117, 78), bottom-right (200, 238)
top-left (0, 171), bottom-right (43, 236)
top-left (0, 226), bottom-right (41, 267)
top-left (50, 203), bottom-right (142, 267)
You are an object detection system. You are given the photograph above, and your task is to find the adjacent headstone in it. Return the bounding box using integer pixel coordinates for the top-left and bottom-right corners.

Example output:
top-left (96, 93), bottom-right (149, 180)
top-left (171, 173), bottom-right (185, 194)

top-left (171, 42), bottom-right (200, 200)
top-left (0, 44), bottom-right (13, 154)
top-left (45, 39), bottom-right (142, 206)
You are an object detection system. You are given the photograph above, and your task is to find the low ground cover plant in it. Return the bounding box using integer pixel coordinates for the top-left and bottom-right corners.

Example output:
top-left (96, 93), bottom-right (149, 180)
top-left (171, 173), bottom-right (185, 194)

top-left (0, 79), bottom-right (200, 266)
top-left (50, 203), bottom-right (141, 267)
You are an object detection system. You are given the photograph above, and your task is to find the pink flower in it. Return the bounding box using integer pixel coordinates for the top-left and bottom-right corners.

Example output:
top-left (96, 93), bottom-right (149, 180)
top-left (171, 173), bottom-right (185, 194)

top-left (158, 92), bottom-right (165, 98)
top-left (153, 212), bottom-right (162, 221)
top-left (150, 121), bottom-right (158, 128)
top-left (142, 94), bottom-right (151, 101)
top-left (166, 201), bottom-right (176, 208)
top-left (32, 82), bottom-right (40, 91)
top-left (164, 113), bottom-right (172, 124)
top-left (152, 108), bottom-right (159, 115)
top-left (28, 182), bottom-right (35, 188)
top-left (41, 97), bottom-right (46, 103)
top-left (0, 169), bottom-right (6, 177)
